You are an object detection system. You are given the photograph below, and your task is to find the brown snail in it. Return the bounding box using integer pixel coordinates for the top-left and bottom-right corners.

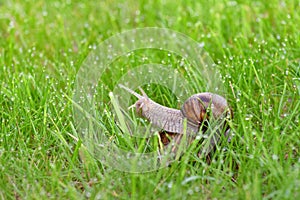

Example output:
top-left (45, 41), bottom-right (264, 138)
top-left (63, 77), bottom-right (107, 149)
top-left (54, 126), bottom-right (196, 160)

top-left (119, 84), bottom-right (232, 157)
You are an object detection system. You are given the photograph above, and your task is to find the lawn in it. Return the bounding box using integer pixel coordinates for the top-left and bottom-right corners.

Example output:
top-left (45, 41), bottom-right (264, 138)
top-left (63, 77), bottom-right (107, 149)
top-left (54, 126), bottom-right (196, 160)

top-left (0, 0), bottom-right (299, 199)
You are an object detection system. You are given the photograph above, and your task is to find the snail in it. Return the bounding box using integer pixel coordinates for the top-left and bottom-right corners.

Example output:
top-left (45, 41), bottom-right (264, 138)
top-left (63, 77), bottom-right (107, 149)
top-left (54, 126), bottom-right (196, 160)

top-left (118, 84), bottom-right (232, 157)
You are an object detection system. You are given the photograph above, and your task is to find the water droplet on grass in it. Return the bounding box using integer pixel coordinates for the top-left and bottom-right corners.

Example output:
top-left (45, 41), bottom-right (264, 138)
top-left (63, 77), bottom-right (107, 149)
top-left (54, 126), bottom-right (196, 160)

top-left (85, 191), bottom-right (91, 198)
top-left (272, 154), bottom-right (279, 160)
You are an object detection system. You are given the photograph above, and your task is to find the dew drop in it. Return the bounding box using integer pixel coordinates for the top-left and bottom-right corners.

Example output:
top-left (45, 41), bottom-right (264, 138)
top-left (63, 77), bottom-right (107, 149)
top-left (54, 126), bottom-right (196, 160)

top-left (272, 154), bottom-right (279, 160)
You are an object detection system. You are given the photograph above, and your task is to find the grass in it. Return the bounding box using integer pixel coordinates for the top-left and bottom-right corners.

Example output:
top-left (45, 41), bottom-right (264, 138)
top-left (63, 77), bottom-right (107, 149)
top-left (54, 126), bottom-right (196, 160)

top-left (0, 0), bottom-right (299, 199)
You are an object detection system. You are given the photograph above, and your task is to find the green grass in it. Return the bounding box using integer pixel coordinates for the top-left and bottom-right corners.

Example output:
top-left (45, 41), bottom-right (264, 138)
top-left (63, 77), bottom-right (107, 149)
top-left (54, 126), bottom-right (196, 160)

top-left (0, 0), bottom-right (299, 199)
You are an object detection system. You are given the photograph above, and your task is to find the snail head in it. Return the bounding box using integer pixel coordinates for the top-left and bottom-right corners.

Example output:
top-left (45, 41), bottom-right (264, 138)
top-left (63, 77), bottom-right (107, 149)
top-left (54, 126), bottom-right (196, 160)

top-left (118, 84), bottom-right (150, 115)
top-left (134, 87), bottom-right (150, 115)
